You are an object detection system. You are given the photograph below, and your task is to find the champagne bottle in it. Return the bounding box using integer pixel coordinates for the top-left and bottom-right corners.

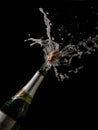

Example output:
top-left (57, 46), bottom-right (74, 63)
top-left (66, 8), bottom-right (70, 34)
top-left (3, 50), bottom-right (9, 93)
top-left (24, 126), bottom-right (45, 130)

top-left (0, 64), bottom-right (47, 130)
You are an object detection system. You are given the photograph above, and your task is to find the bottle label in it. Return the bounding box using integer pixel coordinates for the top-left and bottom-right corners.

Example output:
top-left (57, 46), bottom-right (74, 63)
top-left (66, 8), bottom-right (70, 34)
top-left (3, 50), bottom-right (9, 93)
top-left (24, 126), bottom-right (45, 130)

top-left (0, 110), bottom-right (16, 130)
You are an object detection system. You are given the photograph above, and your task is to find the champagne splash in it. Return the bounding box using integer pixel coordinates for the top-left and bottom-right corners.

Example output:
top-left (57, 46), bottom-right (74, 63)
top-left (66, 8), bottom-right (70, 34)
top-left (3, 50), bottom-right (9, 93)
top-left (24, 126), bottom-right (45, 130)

top-left (25, 8), bottom-right (98, 81)
top-left (39, 8), bottom-right (52, 42)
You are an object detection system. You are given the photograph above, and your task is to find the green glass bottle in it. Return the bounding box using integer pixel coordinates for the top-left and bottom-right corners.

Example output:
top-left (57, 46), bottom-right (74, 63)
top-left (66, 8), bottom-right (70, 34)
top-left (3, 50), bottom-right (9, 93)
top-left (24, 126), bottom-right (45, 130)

top-left (0, 65), bottom-right (47, 130)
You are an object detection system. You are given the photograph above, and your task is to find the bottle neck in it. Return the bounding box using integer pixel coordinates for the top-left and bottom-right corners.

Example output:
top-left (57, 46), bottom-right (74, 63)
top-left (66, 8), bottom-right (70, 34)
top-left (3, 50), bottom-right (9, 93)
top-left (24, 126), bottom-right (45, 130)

top-left (23, 70), bottom-right (45, 98)
top-left (13, 64), bottom-right (48, 100)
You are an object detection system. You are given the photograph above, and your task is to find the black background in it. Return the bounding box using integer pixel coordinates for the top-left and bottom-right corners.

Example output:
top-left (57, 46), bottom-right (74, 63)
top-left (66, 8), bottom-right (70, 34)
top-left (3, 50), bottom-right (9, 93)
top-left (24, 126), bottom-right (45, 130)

top-left (0, 0), bottom-right (97, 129)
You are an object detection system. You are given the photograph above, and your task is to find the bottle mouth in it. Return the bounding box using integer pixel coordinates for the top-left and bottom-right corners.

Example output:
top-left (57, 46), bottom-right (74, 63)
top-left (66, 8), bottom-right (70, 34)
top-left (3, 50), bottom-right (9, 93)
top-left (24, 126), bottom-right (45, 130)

top-left (39, 63), bottom-right (49, 76)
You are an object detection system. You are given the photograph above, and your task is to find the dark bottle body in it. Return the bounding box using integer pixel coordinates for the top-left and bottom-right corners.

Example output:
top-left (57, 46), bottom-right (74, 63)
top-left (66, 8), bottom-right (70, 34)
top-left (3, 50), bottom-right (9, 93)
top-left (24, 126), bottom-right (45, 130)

top-left (0, 67), bottom-right (46, 130)
top-left (1, 92), bottom-right (32, 120)
top-left (0, 90), bottom-right (32, 130)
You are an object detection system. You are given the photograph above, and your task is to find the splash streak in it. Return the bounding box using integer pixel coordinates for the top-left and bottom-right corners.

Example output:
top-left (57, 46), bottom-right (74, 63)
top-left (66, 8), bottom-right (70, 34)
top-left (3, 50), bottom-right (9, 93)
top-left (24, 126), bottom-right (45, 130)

top-left (39, 8), bottom-right (51, 42)
top-left (25, 8), bottom-right (98, 81)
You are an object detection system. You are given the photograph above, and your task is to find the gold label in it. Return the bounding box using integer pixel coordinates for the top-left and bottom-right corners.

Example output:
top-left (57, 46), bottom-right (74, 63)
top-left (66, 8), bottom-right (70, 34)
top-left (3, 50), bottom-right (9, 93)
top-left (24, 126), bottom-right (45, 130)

top-left (13, 89), bottom-right (32, 104)
top-left (0, 110), bottom-right (16, 130)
